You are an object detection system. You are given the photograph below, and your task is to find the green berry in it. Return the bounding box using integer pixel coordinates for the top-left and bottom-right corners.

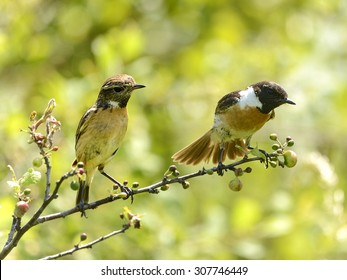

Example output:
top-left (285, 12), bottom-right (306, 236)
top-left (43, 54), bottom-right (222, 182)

top-left (287, 140), bottom-right (295, 147)
top-left (283, 150), bottom-right (298, 168)
top-left (23, 188), bottom-right (31, 195)
top-left (161, 184), bottom-right (170, 191)
top-left (32, 157), bottom-right (43, 167)
top-left (272, 143), bottom-right (281, 151)
top-left (229, 178), bottom-right (243, 192)
top-left (182, 181), bottom-right (190, 189)
top-left (80, 233), bottom-right (87, 242)
top-left (206, 169), bottom-right (214, 175)
top-left (269, 133), bottom-right (278, 141)
top-left (70, 180), bottom-right (79, 191)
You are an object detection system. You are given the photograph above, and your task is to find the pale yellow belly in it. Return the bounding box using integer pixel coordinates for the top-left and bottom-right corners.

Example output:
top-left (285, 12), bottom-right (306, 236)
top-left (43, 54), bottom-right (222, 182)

top-left (76, 108), bottom-right (128, 170)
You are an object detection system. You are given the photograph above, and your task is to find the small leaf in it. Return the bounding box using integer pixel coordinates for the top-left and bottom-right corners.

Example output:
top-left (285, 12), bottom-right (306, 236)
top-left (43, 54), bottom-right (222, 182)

top-left (7, 181), bottom-right (20, 189)
top-left (250, 146), bottom-right (266, 161)
top-left (19, 168), bottom-right (42, 187)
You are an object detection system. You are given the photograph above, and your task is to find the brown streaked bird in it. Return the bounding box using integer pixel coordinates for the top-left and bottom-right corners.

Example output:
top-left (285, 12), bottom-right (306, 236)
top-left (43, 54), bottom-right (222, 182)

top-left (172, 81), bottom-right (295, 166)
top-left (73, 74), bottom-right (145, 207)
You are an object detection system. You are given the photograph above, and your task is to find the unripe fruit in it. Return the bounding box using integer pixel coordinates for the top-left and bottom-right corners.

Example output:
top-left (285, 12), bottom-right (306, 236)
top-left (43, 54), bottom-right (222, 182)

top-left (229, 178), bottom-right (243, 192)
top-left (287, 140), bottom-right (295, 147)
top-left (182, 181), bottom-right (190, 189)
top-left (272, 143), bottom-right (281, 151)
top-left (161, 184), bottom-right (170, 191)
top-left (14, 201), bottom-right (30, 218)
top-left (269, 133), bottom-right (278, 141)
top-left (283, 150), bottom-right (298, 168)
top-left (70, 180), bottom-right (79, 191)
top-left (32, 157), bottom-right (43, 167)
top-left (80, 233), bottom-right (87, 242)
top-left (23, 188), bottom-right (32, 195)
top-left (206, 169), bottom-right (214, 175)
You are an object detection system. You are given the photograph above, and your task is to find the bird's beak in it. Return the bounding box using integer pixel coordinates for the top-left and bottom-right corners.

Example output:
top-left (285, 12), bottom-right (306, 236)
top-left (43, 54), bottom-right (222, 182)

top-left (133, 84), bottom-right (146, 90)
top-left (285, 98), bottom-right (296, 105)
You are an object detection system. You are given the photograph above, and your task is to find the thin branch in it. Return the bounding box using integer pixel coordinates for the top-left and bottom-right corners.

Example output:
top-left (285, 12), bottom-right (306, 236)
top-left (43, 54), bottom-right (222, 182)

top-left (0, 170), bottom-right (76, 260)
top-left (40, 224), bottom-right (131, 260)
top-left (35, 154), bottom-right (268, 224)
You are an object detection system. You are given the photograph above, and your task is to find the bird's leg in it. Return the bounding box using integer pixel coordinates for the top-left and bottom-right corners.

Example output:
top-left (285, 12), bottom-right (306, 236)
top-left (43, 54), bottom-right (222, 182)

top-left (78, 180), bottom-right (88, 218)
top-left (216, 144), bottom-right (225, 176)
top-left (98, 166), bottom-right (134, 203)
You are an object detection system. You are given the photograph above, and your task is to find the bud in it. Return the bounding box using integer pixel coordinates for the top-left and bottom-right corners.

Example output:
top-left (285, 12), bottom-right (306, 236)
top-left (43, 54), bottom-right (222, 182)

top-left (168, 165), bottom-right (177, 172)
top-left (52, 146), bottom-right (59, 152)
top-left (287, 139), bottom-right (295, 147)
top-left (234, 168), bottom-right (243, 177)
top-left (271, 143), bottom-right (281, 151)
top-left (133, 218), bottom-right (141, 229)
top-left (228, 178), bottom-right (243, 192)
top-left (80, 233), bottom-right (87, 242)
top-left (182, 181), bottom-right (190, 189)
top-left (244, 167), bottom-right (252, 173)
top-left (161, 184), bottom-right (170, 191)
top-left (283, 150), bottom-right (298, 168)
top-left (78, 168), bottom-right (84, 175)
top-left (269, 161), bottom-right (278, 168)
top-left (119, 212), bottom-right (125, 219)
top-left (123, 180), bottom-right (128, 186)
top-left (269, 133), bottom-right (278, 141)
top-left (206, 169), bottom-right (214, 175)
top-left (132, 182), bottom-right (139, 188)
top-left (30, 111), bottom-right (37, 122)
top-left (173, 170), bottom-right (180, 177)
top-left (14, 201), bottom-right (30, 218)
top-left (23, 188), bottom-right (31, 195)
top-left (77, 162), bottom-right (84, 168)
top-left (117, 192), bottom-right (128, 199)
top-left (286, 136), bottom-right (293, 142)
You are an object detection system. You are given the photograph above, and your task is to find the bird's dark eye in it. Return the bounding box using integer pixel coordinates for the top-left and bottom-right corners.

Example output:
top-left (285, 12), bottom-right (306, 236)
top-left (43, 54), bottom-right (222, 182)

top-left (113, 86), bottom-right (123, 93)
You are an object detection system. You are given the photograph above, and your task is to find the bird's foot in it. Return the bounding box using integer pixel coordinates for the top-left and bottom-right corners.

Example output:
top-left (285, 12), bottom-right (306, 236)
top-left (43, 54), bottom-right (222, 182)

top-left (78, 202), bottom-right (88, 218)
top-left (119, 185), bottom-right (134, 204)
top-left (216, 162), bottom-right (225, 176)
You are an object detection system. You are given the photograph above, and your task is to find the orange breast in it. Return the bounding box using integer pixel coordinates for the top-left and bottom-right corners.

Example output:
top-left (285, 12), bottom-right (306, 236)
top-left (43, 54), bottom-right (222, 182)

top-left (213, 105), bottom-right (272, 140)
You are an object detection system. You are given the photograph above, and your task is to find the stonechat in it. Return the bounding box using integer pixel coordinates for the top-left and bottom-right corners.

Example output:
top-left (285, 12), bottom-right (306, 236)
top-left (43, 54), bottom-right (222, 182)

top-left (73, 74), bottom-right (145, 207)
top-left (172, 81), bottom-right (295, 166)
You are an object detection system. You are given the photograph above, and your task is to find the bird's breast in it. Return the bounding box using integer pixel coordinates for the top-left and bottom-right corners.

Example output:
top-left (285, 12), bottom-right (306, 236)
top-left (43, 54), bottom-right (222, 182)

top-left (212, 105), bottom-right (272, 141)
top-left (76, 107), bottom-right (128, 166)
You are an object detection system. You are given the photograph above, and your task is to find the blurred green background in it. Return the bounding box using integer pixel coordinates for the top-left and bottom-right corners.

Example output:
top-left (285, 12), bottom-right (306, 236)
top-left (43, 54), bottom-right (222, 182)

top-left (1, 0), bottom-right (346, 260)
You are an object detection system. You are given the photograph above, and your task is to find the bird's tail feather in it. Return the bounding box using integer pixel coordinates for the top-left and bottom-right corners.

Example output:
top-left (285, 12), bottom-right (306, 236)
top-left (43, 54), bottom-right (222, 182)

top-left (172, 130), bottom-right (248, 165)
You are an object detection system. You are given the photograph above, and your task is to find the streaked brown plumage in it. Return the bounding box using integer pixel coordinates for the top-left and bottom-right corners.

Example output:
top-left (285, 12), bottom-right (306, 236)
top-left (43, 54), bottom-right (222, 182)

top-left (73, 74), bottom-right (145, 206)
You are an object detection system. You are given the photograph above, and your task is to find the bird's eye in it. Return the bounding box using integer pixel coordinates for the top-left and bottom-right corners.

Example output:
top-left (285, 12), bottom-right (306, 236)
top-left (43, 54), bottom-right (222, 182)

top-left (113, 86), bottom-right (123, 93)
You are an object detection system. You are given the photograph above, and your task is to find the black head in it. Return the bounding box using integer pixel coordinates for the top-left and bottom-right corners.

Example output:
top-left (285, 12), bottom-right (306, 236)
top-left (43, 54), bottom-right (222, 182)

top-left (97, 74), bottom-right (145, 108)
top-left (252, 81), bottom-right (295, 114)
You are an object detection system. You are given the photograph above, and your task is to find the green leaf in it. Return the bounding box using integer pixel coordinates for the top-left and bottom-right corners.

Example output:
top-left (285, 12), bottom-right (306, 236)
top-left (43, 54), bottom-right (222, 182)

top-left (19, 168), bottom-right (42, 187)
top-left (250, 146), bottom-right (266, 161)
